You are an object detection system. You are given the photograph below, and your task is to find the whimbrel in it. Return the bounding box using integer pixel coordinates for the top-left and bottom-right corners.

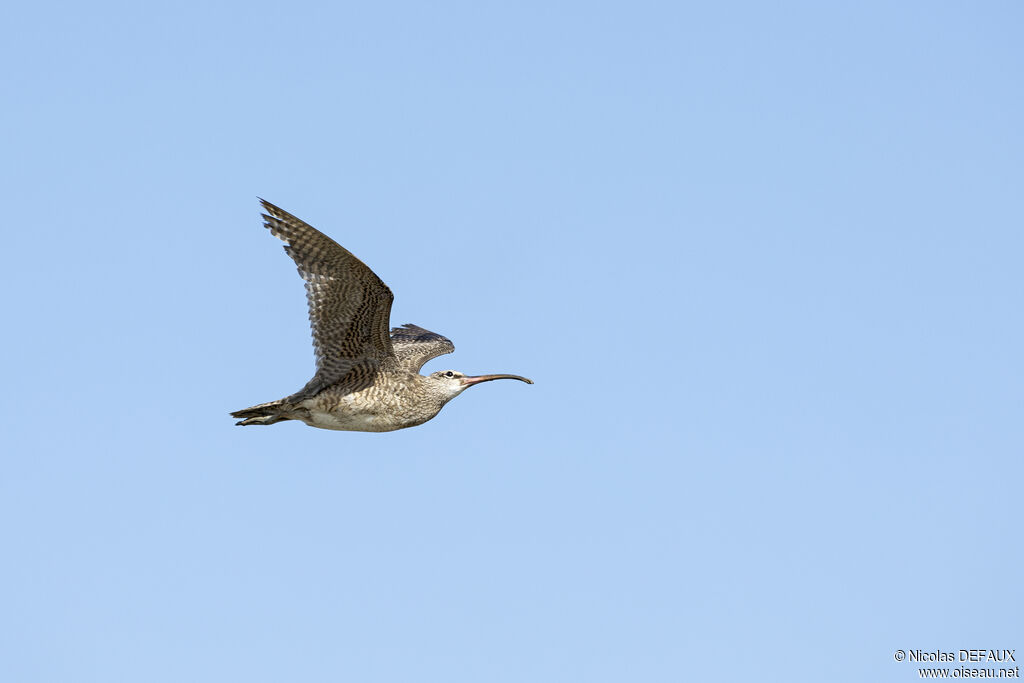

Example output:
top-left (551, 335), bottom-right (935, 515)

top-left (231, 200), bottom-right (533, 432)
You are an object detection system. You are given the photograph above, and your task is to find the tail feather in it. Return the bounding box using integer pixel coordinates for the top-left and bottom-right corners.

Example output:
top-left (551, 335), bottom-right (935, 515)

top-left (231, 399), bottom-right (292, 426)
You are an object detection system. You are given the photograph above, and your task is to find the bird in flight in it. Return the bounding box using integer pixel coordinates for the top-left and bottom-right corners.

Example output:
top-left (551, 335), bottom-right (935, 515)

top-left (231, 200), bottom-right (533, 432)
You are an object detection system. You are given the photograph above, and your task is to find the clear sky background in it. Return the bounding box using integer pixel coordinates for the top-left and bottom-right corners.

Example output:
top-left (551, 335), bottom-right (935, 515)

top-left (2, 2), bottom-right (1021, 681)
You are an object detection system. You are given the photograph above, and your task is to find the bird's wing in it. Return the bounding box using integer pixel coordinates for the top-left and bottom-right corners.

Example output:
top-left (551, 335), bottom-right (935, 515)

top-left (390, 324), bottom-right (455, 372)
top-left (259, 199), bottom-right (395, 399)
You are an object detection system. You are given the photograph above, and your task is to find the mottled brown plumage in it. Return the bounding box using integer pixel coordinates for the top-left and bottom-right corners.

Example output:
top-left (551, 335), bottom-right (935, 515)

top-left (231, 200), bottom-right (532, 432)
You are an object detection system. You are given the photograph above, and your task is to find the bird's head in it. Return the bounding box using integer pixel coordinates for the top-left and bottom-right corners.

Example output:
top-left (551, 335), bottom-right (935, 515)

top-left (426, 369), bottom-right (534, 402)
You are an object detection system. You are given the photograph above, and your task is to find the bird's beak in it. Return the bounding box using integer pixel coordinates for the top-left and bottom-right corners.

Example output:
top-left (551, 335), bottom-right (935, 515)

top-left (460, 374), bottom-right (534, 387)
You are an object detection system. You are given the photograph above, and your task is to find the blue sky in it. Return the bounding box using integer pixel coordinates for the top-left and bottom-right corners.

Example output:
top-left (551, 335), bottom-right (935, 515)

top-left (2, 2), bottom-right (1021, 681)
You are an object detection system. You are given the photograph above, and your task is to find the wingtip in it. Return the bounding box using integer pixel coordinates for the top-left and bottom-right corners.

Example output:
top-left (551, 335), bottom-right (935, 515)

top-left (258, 197), bottom-right (285, 216)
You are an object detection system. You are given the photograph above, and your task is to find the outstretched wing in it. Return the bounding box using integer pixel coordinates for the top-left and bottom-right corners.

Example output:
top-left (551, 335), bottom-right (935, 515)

top-left (259, 199), bottom-right (395, 398)
top-left (390, 324), bottom-right (455, 372)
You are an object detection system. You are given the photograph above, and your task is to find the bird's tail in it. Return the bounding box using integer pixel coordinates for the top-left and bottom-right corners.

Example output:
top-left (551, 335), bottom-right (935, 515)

top-left (230, 399), bottom-right (292, 426)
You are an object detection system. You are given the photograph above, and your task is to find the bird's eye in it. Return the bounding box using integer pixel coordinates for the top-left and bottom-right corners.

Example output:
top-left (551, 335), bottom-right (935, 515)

top-left (445, 371), bottom-right (454, 378)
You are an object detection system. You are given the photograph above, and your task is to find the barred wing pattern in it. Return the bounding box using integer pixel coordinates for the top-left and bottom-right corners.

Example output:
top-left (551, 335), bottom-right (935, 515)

top-left (390, 324), bottom-right (455, 372)
top-left (260, 199), bottom-right (395, 399)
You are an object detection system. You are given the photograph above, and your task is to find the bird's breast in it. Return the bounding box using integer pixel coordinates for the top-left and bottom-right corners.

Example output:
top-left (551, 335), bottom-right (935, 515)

top-left (300, 381), bottom-right (441, 432)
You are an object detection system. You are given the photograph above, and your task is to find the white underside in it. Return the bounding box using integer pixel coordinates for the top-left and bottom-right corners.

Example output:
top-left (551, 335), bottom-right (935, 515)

top-left (305, 410), bottom-right (383, 432)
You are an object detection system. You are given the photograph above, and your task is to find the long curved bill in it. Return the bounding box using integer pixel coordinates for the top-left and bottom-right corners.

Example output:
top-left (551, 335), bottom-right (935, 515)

top-left (460, 373), bottom-right (534, 386)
